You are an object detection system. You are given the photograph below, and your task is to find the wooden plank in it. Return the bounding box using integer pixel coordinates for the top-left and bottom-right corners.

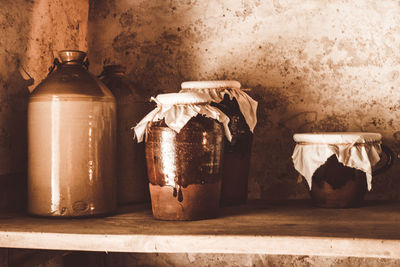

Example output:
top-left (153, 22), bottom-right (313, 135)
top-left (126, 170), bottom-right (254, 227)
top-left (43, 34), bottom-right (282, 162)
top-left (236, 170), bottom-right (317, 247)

top-left (0, 201), bottom-right (400, 257)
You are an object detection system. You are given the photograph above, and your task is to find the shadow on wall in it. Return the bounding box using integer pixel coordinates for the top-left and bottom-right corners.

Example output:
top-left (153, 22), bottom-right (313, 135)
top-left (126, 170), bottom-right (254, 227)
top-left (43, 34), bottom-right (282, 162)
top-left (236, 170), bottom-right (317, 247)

top-left (87, 0), bottom-right (328, 201)
top-left (0, 1), bottom-right (36, 212)
top-left (5, 0), bottom-right (89, 213)
top-left (0, 61), bottom-right (31, 212)
top-left (244, 81), bottom-right (312, 200)
top-left (87, 0), bottom-right (400, 201)
top-left (88, 0), bottom-right (200, 97)
top-left (0, 0), bottom-right (88, 212)
top-left (244, 60), bottom-right (400, 201)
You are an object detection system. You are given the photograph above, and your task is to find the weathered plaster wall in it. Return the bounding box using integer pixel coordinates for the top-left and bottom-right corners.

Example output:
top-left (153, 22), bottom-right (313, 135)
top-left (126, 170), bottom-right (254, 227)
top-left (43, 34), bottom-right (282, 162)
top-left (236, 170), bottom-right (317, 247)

top-left (23, 0), bottom-right (89, 90)
top-left (6, 250), bottom-right (400, 267)
top-left (0, 0), bottom-right (88, 211)
top-left (104, 253), bottom-right (400, 267)
top-left (0, 0), bottom-right (32, 196)
top-left (88, 0), bottom-right (400, 201)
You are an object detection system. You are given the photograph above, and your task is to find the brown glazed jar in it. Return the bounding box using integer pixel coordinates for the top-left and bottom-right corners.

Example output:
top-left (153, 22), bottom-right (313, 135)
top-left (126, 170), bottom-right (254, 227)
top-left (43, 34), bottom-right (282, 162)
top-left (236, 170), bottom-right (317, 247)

top-left (180, 81), bottom-right (256, 206)
top-left (135, 92), bottom-right (229, 220)
top-left (28, 50), bottom-right (117, 217)
top-left (293, 132), bottom-right (393, 208)
top-left (99, 65), bottom-right (152, 204)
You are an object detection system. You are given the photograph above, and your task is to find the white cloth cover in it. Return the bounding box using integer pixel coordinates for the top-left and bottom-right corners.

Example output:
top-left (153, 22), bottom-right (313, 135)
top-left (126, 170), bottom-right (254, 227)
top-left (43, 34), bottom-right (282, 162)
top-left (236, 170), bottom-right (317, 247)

top-left (133, 92), bottom-right (232, 142)
top-left (292, 132), bottom-right (383, 191)
top-left (180, 80), bottom-right (258, 132)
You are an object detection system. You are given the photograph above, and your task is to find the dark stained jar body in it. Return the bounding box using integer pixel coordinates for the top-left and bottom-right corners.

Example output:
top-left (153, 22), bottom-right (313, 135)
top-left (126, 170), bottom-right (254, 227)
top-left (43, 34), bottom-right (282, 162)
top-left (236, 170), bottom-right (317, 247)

top-left (214, 94), bottom-right (253, 205)
top-left (310, 155), bottom-right (367, 208)
top-left (180, 82), bottom-right (253, 206)
top-left (100, 65), bottom-right (152, 204)
top-left (28, 50), bottom-right (117, 217)
top-left (145, 116), bottom-right (224, 220)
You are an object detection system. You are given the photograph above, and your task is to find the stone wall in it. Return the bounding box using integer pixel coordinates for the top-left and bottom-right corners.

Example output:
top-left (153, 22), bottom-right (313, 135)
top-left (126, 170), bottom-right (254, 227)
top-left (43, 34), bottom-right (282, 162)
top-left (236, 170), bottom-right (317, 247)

top-left (88, 0), bottom-right (400, 201)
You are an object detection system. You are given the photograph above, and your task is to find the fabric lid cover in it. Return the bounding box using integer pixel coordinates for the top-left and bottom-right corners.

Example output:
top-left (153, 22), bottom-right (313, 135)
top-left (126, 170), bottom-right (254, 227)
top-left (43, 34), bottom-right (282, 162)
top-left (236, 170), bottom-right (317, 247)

top-left (292, 132), bottom-right (383, 191)
top-left (155, 92), bottom-right (212, 105)
top-left (133, 92), bottom-right (232, 142)
top-left (180, 80), bottom-right (258, 132)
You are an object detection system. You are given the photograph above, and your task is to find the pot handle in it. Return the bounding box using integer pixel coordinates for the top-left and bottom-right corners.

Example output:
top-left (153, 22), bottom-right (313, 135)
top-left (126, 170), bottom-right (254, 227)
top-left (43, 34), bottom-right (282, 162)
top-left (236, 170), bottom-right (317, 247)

top-left (47, 58), bottom-right (61, 76)
top-left (48, 57), bottom-right (89, 76)
top-left (372, 144), bottom-right (394, 176)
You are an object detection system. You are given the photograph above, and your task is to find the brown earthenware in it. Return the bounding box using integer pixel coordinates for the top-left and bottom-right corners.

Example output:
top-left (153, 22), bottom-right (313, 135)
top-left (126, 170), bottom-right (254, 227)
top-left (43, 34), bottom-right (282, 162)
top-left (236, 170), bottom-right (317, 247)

top-left (214, 94), bottom-right (253, 206)
top-left (310, 155), bottom-right (367, 208)
top-left (310, 145), bottom-right (393, 208)
top-left (145, 116), bottom-right (224, 220)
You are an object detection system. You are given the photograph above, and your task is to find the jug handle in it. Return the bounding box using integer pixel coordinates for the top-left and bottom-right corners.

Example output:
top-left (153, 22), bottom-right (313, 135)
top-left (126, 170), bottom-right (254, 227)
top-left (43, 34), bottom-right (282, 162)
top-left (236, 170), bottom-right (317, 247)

top-left (17, 59), bottom-right (34, 86)
top-left (47, 58), bottom-right (61, 76)
top-left (83, 58), bottom-right (89, 69)
top-left (372, 144), bottom-right (394, 176)
top-left (48, 56), bottom-right (89, 75)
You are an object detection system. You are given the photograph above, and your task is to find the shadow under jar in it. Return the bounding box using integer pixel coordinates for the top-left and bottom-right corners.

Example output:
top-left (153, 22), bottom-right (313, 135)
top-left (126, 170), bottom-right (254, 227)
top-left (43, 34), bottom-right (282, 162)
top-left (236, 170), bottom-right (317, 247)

top-left (145, 116), bottom-right (224, 220)
top-left (293, 132), bottom-right (393, 208)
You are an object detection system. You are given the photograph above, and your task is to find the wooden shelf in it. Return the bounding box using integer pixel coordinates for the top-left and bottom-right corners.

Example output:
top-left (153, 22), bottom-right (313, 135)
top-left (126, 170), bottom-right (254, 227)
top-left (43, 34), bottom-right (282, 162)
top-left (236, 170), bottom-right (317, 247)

top-left (1, 201), bottom-right (400, 258)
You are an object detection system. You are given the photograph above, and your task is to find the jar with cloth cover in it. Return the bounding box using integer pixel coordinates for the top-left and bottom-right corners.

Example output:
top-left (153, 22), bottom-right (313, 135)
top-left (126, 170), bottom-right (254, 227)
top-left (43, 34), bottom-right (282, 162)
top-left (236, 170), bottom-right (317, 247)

top-left (134, 92), bottom-right (232, 220)
top-left (180, 80), bottom-right (257, 205)
top-left (292, 132), bottom-right (393, 208)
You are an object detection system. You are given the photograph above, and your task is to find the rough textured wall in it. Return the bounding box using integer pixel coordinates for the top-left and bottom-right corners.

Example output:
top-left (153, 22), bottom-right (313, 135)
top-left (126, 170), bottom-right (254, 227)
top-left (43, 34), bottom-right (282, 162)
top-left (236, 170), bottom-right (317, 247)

top-left (0, 1), bottom-right (31, 174)
top-left (106, 253), bottom-right (400, 267)
top-left (23, 0), bottom-right (89, 90)
top-left (88, 0), bottom-right (400, 201)
top-left (0, 0), bottom-right (88, 211)
top-left (7, 250), bottom-right (400, 267)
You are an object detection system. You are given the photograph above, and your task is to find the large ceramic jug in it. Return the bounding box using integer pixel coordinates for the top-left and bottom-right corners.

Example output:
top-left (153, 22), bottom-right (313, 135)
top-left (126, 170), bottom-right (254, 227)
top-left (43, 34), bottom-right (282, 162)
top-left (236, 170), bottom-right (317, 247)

top-left (99, 65), bottom-right (152, 204)
top-left (28, 50), bottom-right (117, 217)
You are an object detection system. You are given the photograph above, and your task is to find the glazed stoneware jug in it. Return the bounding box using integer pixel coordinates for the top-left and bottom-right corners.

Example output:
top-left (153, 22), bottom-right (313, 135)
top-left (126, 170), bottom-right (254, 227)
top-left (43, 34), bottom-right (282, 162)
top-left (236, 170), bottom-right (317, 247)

top-left (28, 50), bottom-right (117, 217)
top-left (99, 65), bottom-right (153, 204)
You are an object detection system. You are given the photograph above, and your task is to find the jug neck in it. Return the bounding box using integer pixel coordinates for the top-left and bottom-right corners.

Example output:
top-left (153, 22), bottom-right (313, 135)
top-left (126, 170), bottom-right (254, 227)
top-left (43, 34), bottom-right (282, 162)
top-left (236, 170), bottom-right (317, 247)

top-left (58, 50), bottom-right (86, 65)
